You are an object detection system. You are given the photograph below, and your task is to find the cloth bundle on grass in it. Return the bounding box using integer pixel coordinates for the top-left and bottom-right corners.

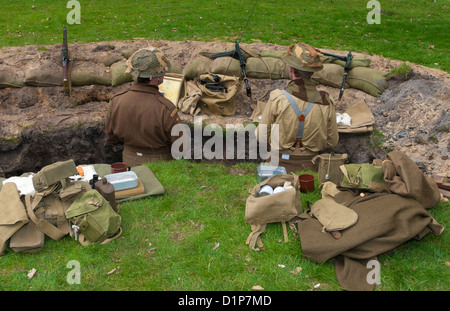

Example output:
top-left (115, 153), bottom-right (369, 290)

top-left (296, 151), bottom-right (444, 291)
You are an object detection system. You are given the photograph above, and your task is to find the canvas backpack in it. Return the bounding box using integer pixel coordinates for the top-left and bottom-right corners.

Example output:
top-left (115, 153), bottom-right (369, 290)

top-left (195, 73), bottom-right (242, 116)
top-left (65, 189), bottom-right (122, 246)
top-left (245, 173), bottom-right (302, 251)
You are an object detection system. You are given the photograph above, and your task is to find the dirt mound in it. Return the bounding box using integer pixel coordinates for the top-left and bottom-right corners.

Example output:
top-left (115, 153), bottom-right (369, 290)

top-left (0, 40), bottom-right (448, 177)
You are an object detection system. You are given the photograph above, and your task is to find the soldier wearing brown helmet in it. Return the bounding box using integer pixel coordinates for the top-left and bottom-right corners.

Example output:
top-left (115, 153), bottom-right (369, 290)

top-left (105, 47), bottom-right (182, 167)
top-left (256, 43), bottom-right (339, 173)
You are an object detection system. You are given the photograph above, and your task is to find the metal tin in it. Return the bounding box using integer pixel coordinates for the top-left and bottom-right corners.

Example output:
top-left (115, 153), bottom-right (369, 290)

top-left (257, 166), bottom-right (287, 183)
top-left (103, 171), bottom-right (139, 191)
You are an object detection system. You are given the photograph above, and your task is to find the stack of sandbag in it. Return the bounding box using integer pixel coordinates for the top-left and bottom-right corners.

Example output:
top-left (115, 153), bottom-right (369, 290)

top-left (188, 48), bottom-right (290, 81)
top-left (312, 55), bottom-right (388, 97)
top-left (0, 46), bottom-right (183, 89)
top-left (192, 48), bottom-right (388, 97)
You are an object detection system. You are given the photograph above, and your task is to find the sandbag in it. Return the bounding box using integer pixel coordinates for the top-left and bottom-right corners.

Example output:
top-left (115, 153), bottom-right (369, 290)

top-left (210, 57), bottom-right (243, 78)
top-left (71, 69), bottom-right (111, 86)
top-left (246, 57), bottom-right (289, 80)
top-left (332, 57), bottom-right (371, 69)
top-left (111, 61), bottom-right (133, 86)
top-left (347, 67), bottom-right (387, 97)
top-left (183, 57), bottom-right (212, 80)
top-left (24, 69), bottom-right (62, 87)
top-left (260, 50), bottom-right (285, 59)
top-left (322, 56), bottom-right (371, 69)
top-left (312, 63), bottom-right (349, 88)
top-left (0, 70), bottom-right (24, 88)
top-left (167, 59), bottom-right (183, 74)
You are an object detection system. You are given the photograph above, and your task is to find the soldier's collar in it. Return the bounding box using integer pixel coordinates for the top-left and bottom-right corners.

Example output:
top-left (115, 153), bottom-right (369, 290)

top-left (130, 84), bottom-right (160, 94)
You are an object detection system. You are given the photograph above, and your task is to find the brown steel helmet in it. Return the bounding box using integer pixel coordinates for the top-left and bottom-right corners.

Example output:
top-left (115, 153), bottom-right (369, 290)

top-left (125, 47), bottom-right (169, 80)
top-left (282, 43), bottom-right (323, 72)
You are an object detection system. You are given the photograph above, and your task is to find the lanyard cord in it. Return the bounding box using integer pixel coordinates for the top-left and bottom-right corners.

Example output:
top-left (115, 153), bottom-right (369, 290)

top-left (223, 0), bottom-right (259, 77)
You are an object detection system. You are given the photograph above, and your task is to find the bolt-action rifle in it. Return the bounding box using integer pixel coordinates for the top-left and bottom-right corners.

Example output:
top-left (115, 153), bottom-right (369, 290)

top-left (62, 26), bottom-right (71, 96)
top-left (321, 51), bottom-right (353, 101)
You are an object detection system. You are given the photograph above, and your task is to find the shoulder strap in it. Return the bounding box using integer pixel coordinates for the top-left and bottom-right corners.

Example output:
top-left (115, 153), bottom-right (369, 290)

top-left (24, 194), bottom-right (67, 240)
top-left (282, 90), bottom-right (314, 148)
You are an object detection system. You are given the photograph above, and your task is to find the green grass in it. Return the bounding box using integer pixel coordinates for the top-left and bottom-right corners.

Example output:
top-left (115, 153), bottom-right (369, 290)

top-left (0, 0), bottom-right (448, 71)
top-left (0, 160), bottom-right (448, 291)
top-left (0, 0), bottom-right (449, 292)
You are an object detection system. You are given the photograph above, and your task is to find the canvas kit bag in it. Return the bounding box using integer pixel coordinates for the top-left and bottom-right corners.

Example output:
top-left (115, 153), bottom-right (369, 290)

top-left (177, 80), bottom-right (203, 116)
top-left (339, 163), bottom-right (386, 192)
top-left (8, 160), bottom-right (89, 253)
top-left (16, 179), bottom-right (92, 253)
top-left (195, 73), bottom-right (242, 116)
top-left (5, 159), bottom-right (121, 253)
top-left (0, 183), bottom-right (29, 255)
top-left (245, 173), bottom-right (302, 251)
top-left (312, 153), bottom-right (348, 186)
top-left (65, 189), bottom-right (122, 246)
top-left (32, 159), bottom-right (78, 192)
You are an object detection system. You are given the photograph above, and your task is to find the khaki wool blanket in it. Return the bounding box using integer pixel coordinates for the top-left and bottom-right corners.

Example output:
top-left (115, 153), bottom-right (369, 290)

top-left (297, 151), bottom-right (444, 291)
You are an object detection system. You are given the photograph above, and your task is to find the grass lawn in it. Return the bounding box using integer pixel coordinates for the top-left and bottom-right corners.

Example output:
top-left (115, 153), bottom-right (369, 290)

top-left (0, 160), bottom-right (448, 291)
top-left (0, 0), bottom-right (448, 71)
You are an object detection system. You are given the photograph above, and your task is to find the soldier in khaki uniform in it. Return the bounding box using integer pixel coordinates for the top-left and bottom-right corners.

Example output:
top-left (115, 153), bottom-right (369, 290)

top-left (105, 48), bottom-right (182, 167)
top-left (256, 43), bottom-right (339, 173)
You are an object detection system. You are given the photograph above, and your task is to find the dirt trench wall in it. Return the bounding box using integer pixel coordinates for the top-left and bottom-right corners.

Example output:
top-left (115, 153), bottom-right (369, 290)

top-left (1, 39), bottom-right (449, 177)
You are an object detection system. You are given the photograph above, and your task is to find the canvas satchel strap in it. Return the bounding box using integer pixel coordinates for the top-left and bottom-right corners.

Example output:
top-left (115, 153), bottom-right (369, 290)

top-left (246, 221), bottom-right (266, 251)
top-left (281, 215), bottom-right (289, 243)
top-left (282, 90), bottom-right (314, 148)
top-left (24, 194), bottom-right (67, 240)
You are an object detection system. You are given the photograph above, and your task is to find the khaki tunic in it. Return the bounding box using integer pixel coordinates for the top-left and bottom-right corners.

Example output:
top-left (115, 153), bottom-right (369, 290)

top-left (256, 79), bottom-right (338, 172)
top-left (105, 84), bottom-right (181, 165)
